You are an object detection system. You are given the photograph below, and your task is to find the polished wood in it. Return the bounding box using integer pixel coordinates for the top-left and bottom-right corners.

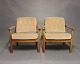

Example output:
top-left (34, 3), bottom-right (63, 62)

top-left (8, 25), bottom-right (41, 53)
top-left (10, 39), bottom-right (13, 53)
top-left (42, 26), bottom-right (46, 53)
top-left (65, 25), bottom-right (74, 31)
top-left (37, 26), bottom-right (40, 52)
top-left (42, 25), bottom-right (74, 53)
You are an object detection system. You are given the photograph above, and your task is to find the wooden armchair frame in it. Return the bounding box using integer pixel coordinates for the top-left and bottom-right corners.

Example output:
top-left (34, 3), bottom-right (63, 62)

top-left (42, 25), bottom-right (74, 53)
top-left (8, 25), bottom-right (41, 53)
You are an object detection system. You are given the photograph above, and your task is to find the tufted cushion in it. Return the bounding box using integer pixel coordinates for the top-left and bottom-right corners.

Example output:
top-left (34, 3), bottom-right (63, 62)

top-left (12, 32), bottom-right (38, 39)
top-left (45, 17), bottom-right (65, 32)
top-left (45, 32), bottom-right (71, 39)
top-left (16, 17), bottom-right (37, 33)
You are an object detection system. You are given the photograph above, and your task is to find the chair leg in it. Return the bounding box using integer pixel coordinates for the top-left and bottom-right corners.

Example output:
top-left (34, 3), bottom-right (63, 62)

top-left (42, 38), bottom-right (45, 53)
top-left (45, 42), bottom-right (46, 47)
top-left (37, 40), bottom-right (40, 53)
top-left (36, 42), bottom-right (37, 46)
top-left (63, 42), bottom-right (65, 45)
top-left (70, 41), bottom-right (72, 53)
top-left (16, 42), bottom-right (19, 46)
top-left (10, 40), bottom-right (13, 53)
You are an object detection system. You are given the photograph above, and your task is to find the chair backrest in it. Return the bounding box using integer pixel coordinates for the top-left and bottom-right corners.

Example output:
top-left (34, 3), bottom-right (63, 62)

top-left (16, 17), bottom-right (37, 33)
top-left (45, 17), bottom-right (65, 32)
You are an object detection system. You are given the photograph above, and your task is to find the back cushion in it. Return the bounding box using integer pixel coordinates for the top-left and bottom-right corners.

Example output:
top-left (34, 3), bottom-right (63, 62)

top-left (16, 17), bottom-right (37, 33)
top-left (45, 17), bottom-right (65, 32)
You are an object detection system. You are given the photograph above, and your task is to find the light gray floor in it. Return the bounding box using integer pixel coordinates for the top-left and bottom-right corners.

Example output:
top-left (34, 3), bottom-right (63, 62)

top-left (0, 29), bottom-right (80, 64)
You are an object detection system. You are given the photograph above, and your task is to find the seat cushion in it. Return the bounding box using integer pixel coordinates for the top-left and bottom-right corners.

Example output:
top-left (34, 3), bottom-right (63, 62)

top-left (45, 17), bottom-right (65, 32)
top-left (45, 32), bottom-right (71, 39)
top-left (16, 17), bottom-right (37, 33)
top-left (12, 32), bottom-right (38, 39)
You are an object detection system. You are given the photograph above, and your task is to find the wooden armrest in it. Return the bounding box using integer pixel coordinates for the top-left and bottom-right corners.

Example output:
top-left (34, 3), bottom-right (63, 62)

top-left (42, 26), bottom-right (45, 38)
top-left (65, 25), bottom-right (74, 31)
top-left (42, 26), bottom-right (45, 30)
top-left (8, 26), bottom-right (15, 39)
top-left (42, 26), bottom-right (45, 34)
top-left (37, 25), bottom-right (41, 30)
top-left (8, 25), bottom-right (15, 30)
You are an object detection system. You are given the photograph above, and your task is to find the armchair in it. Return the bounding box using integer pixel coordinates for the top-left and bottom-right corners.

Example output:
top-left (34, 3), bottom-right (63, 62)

top-left (8, 17), bottom-right (41, 53)
top-left (42, 17), bottom-right (74, 53)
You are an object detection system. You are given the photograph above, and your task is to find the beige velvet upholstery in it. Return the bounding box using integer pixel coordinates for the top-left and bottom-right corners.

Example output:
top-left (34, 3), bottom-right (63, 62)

top-left (16, 17), bottom-right (37, 33)
top-left (12, 33), bottom-right (38, 39)
top-left (45, 17), bottom-right (65, 32)
top-left (45, 32), bottom-right (71, 39)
